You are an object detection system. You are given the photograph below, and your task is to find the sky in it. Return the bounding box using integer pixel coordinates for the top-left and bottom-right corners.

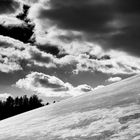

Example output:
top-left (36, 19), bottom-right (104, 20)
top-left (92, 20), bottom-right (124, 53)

top-left (0, 0), bottom-right (140, 102)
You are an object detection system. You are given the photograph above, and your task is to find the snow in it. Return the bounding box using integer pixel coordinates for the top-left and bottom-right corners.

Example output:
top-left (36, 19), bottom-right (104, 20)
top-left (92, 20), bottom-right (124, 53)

top-left (0, 75), bottom-right (140, 139)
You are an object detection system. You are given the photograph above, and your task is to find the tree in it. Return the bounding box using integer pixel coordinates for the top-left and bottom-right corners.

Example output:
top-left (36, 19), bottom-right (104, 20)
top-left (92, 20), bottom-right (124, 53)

top-left (29, 95), bottom-right (43, 109)
top-left (6, 96), bottom-right (14, 107)
top-left (0, 94), bottom-right (45, 121)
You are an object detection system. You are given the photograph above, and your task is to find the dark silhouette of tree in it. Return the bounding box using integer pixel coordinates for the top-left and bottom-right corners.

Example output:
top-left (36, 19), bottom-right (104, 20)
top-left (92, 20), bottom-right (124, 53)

top-left (29, 95), bottom-right (43, 110)
top-left (0, 94), bottom-right (53, 121)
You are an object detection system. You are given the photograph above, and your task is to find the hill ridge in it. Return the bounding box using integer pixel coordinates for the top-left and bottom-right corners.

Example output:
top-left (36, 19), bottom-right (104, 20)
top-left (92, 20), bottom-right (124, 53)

top-left (0, 74), bottom-right (140, 140)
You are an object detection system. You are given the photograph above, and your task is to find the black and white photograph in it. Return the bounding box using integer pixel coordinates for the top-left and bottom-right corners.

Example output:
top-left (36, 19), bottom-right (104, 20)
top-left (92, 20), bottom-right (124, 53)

top-left (0, 0), bottom-right (140, 139)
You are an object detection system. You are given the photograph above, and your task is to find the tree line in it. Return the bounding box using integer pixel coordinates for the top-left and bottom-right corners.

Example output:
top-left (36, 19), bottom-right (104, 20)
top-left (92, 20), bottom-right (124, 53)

top-left (0, 95), bottom-right (52, 120)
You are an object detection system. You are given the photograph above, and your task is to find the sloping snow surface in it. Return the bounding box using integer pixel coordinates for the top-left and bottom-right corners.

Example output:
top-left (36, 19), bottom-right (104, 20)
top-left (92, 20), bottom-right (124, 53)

top-left (1, 75), bottom-right (140, 139)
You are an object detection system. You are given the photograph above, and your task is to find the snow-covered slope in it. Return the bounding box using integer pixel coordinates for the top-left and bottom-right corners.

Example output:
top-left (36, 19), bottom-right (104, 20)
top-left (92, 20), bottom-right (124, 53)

top-left (1, 75), bottom-right (140, 140)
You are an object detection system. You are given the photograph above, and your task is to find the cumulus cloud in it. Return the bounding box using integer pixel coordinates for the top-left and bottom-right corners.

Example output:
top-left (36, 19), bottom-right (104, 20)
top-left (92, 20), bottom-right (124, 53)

top-left (1, 34), bottom-right (140, 76)
top-left (22, 0), bottom-right (140, 76)
top-left (0, 35), bottom-right (56, 72)
top-left (20, 0), bottom-right (40, 5)
top-left (73, 50), bottom-right (140, 75)
top-left (26, 0), bottom-right (140, 57)
top-left (107, 77), bottom-right (122, 83)
top-left (19, 0), bottom-right (140, 77)
top-left (30, 45), bottom-right (140, 76)
top-left (0, 93), bottom-right (13, 100)
top-left (16, 72), bottom-right (93, 97)
top-left (19, 0), bottom-right (140, 75)
top-left (0, 35), bottom-right (30, 73)
top-left (0, 35), bottom-right (75, 73)
top-left (0, 16), bottom-right (24, 26)
top-left (0, 35), bottom-right (60, 73)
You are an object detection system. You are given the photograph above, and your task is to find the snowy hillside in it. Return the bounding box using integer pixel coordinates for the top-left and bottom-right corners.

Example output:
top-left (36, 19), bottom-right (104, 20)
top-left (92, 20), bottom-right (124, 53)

top-left (0, 75), bottom-right (140, 140)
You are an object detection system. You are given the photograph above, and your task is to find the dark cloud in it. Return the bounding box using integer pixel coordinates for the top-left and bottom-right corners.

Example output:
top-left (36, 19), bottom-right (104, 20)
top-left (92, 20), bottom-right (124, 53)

top-left (101, 0), bottom-right (140, 57)
top-left (114, 0), bottom-right (140, 14)
top-left (37, 44), bottom-right (69, 58)
top-left (0, 3), bottom-right (35, 43)
top-left (103, 25), bottom-right (140, 56)
top-left (0, 0), bottom-right (21, 14)
top-left (99, 55), bottom-right (111, 60)
top-left (88, 54), bottom-right (111, 60)
top-left (30, 49), bottom-right (52, 64)
top-left (16, 5), bottom-right (30, 23)
top-left (0, 23), bottom-right (34, 43)
top-left (56, 53), bottom-right (68, 58)
top-left (37, 44), bottom-right (60, 56)
top-left (39, 1), bottom-right (114, 34)
top-left (37, 0), bottom-right (140, 57)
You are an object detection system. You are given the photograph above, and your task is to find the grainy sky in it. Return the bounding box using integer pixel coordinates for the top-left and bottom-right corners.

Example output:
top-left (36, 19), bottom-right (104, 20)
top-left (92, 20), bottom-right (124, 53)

top-left (0, 0), bottom-right (139, 102)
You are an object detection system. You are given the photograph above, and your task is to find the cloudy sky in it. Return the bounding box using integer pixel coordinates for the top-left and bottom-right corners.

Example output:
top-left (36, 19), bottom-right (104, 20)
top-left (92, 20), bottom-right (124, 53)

top-left (0, 0), bottom-right (140, 102)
